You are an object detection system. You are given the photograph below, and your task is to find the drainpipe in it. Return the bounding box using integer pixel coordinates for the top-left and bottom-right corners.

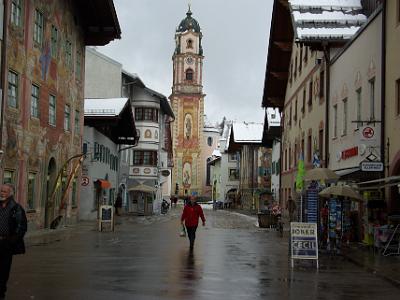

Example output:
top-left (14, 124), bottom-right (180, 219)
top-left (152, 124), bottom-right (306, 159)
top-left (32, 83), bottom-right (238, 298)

top-left (380, 1), bottom-right (386, 200)
top-left (323, 44), bottom-right (330, 168)
top-left (0, 0), bottom-right (9, 177)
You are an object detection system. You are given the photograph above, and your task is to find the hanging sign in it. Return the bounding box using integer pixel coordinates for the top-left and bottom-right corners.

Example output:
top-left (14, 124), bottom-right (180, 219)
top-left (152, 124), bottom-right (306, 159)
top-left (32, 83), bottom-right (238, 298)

top-left (290, 222), bottom-right (319, 268)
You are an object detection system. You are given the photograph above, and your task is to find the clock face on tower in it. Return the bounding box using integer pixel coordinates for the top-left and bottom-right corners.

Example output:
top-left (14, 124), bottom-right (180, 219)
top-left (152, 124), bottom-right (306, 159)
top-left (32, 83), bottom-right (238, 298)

top-left (186, 56), bottom-right (194, 65)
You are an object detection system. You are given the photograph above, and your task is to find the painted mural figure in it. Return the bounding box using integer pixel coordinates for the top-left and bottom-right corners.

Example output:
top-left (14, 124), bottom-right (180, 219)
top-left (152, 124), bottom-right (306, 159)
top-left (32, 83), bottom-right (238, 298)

top-left (185, 114), bottom-right (192, 140)
top-left (183, 162), bottom-right (192, 187)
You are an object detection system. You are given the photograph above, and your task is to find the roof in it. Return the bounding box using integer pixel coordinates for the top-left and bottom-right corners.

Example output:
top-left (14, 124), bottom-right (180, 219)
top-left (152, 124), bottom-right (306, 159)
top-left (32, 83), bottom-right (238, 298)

top-left (84, 98), bottom-right (128, 116)
top-left (177, 7), bottom-right (201, 33)
top-left (232, 122), bottom-right (264, 144)
top-left (84, 98), bottom-right (138, 145)
top-left (289, 0), bottom-right (367, 43)
top-left (74, 0), bottom-right (121, 46)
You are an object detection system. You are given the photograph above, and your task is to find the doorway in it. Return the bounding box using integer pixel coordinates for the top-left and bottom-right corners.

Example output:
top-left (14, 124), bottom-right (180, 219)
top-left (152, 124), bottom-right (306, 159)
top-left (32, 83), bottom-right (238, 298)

top-left (44, 158), bottom-right (57, 228)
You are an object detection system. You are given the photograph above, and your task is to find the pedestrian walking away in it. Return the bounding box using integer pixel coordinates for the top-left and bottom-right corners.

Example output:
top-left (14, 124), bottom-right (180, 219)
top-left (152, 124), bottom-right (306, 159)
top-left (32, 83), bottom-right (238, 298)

top-left (0, 183), bottom-right (27, 299)
top-left (181, 196), bottom-right (205, 250)
top-left (114, 193), bottom-right (122, 216)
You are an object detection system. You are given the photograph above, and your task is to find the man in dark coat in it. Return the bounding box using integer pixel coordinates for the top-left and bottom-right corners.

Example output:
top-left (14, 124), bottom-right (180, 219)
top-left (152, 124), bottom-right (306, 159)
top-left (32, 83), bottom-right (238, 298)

top-left (0, 183), bottom-right (27, 299)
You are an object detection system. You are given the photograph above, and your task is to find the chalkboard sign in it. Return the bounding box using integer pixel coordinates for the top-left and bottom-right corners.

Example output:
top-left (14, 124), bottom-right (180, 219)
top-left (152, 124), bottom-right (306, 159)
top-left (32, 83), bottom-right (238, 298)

top-left (101, 207), bottom-right (112, 221)
top-left (99, 205), bottom-right (114, 232)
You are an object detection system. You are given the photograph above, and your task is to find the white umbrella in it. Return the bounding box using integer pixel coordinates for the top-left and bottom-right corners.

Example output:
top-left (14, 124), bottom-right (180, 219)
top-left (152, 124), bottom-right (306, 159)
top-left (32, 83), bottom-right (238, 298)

top-left (319, 185), bottom-right (363, 201)
top-left (304, 168), bottom-right (339, 181)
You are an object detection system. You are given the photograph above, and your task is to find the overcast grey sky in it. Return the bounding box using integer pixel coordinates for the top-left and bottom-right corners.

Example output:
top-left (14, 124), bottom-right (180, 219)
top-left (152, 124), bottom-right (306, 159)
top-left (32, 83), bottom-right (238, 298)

top-left (98, 0), bottom-right (273, 124)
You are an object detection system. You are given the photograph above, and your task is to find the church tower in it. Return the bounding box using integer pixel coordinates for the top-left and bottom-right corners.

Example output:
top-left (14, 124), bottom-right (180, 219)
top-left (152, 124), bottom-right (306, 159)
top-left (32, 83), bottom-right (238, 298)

top-left (170, 6), bottom-right (205, 196)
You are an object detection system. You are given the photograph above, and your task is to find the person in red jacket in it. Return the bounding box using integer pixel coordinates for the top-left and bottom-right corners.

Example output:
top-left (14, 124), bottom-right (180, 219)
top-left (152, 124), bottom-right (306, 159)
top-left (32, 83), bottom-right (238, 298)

top-left (181, 196), bottom-right (206, 250)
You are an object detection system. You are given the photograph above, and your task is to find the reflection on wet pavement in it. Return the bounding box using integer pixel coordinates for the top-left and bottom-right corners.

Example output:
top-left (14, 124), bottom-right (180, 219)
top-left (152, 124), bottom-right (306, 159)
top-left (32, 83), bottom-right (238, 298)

top-left (7, 207), bottom-right (400, 300)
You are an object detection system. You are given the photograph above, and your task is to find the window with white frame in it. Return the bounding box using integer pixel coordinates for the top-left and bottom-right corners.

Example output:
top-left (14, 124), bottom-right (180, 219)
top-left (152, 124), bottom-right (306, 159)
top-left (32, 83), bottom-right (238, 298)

top-left (11, 0), bottom-right (23, 27)
top-left (49, 95), bottom-right (56, 126)
top-left (333, 104), bottom-right (338, 138)
top-left (31, 84), bottom-right (40, 118)
top-left (356, 89), bottom-right (362, 129)
top-left (27, 173), bottom-right (36, 210)
top-left (3, 170), bottom-right (15, 184)
top-left (369, 78), bottom-right (375, 120)
top-left (33, 9), bottom-right (44, 45)
top-left (64, 104), bottom-right (71, 131)
top-left (8, 71), bottom-right (18, 108)
top-left (51, 25), bottom-right (58, 58)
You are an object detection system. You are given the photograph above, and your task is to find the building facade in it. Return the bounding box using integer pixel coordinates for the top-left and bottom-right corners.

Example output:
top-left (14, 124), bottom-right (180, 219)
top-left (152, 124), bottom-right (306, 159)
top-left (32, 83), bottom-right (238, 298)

top-left (201, 121), bottom-right (220, 197)
top-left (170, 7), bottom-right (205, 197)
top-left (0, 0), bottom-right (120, 230)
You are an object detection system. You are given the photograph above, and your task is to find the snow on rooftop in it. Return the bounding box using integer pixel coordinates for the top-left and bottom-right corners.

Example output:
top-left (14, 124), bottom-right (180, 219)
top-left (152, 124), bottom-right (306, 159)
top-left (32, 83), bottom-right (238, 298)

top-left (289, 0), bottom-right (362, 9)
top-left (297, 26), bottom-right (361, 39)
top-left (84, 98), bottom-right (129, 116)
top-left (292, 11), bottom-right (366, 24)
top-left (289, 0), bottom-right (366, 42)
top-left (232, 122), bottom-right (263, 143)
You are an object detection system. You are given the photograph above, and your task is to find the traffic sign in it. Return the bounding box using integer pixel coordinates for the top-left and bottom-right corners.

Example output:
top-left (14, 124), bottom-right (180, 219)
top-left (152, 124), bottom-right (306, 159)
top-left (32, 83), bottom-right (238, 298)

top-left (81, 176), bottom-right (90, 186)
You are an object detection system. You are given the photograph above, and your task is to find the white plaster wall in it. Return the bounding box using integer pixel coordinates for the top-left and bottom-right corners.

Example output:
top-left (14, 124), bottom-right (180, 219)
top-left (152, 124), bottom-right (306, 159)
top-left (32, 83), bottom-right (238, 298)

top-left (329, 13), bottom-right (382, 171)
top-left (271, 139), bottom-right (280, 201)
top-left (84, 48), bottom-right (122, 98)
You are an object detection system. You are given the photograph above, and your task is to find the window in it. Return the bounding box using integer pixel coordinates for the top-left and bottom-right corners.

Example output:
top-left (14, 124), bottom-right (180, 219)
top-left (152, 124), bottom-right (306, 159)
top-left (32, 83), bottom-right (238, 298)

top-left (229, 169), bottom-right (239, 181)
top-left (49, 95), bottom-right (56, 126)
top-left (356, 89), bottom-right (362, 128)
top-left (302, 88), bottom-right (306, 114)
top-left (76, 50), bottom-right (82, 80)
top-left (27, 173), bottom-right (36, 210)
top-left (31, 84), bottom-right (40, 118)
top-left (294, 54), bottom-right (297, 79)
top-left (289, 105), bottom-right (292, 126)
top-left (294, 143), bottom-right (298, 165)
top-left (132, 151), bottom-right (157, 166)
top-left (294, 98), bottom-right (298, 121)
top-left (289, 146), bottom-right (292, 169)
top-left (65, 40), bottom-right (72, 69)
top-left (74, 110), bottom-right (80, 134)
top-left (187, 39), bottom-right (193, 48)
top-left (369, 78), bottom-right (375, 120)
top-left (3, 170), bottom-right (15, 184)
top-left (206, 157), bottom-right (211, 186)
top-left (135, 107), bottom-right (159, 122)
top-left (397, 79), bottom-right (400, 116)
top-left (308, 80), bottom-right (313, 107)
top-left (307, 134), bottom-right (312, 163)
top-left (8, 71), bottom-right (18, 108)
top-left (342, 99), bottom-right (348, 135)
top-left (284, 149), bottom-right (288, 171)
top-left (11, 0), bottom-right (23, 27)
top-left (229, 153), bottom-right (237, 161)
top-left (333, 104), bottom-right (338, 138)
top-left (185, 68), bottom-right (193, 81)
top-left (33, 9), bottom-right (44, 45)
top-left (71, 178), bottom-right (77, 207)
top-left (319, 70), bottom-right (325, 98)
top-left (64, 104), bottom-right (71, 131)
top-left (51, 25), bottom-right (58, 57)
top-left (301, 139), bottom-right (304, 158)
top-left (289, 62), bottom-right (293, 85)
top-left (207, 137), bottom-right (213, 146)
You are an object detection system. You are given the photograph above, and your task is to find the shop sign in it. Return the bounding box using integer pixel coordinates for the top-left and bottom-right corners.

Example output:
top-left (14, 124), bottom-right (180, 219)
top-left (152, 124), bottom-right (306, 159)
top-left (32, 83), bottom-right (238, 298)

top-left (360, 161), bottom-right (383, 172)
top-left (342, 146), bottom-right (358, 160)
top-left (290, 222), bottom-right (319, 268)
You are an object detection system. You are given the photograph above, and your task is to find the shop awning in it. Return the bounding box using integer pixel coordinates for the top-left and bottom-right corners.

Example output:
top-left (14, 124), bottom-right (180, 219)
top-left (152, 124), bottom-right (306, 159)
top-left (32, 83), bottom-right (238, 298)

top-left (95, 179), bottom-right (111, 189)
top-left (335, 167), bottom-right (360, 177)
top-left (129, 184), bottom-right (156, 193)
top-left (357, 176), bottom-right (400, 191)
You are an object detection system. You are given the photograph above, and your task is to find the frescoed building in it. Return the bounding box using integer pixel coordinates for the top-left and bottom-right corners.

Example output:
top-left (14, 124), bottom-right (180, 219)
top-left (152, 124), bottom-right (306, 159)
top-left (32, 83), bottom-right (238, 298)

top-left (0, 0), bottom-right (120, 230)
top-left (170, 7), bottom-right (205, 197)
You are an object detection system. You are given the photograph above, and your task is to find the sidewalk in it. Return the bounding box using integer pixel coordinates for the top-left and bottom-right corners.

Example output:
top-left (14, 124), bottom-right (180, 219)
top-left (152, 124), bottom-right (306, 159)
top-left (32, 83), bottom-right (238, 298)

top-left (342, 244), bottom-right (400, 287)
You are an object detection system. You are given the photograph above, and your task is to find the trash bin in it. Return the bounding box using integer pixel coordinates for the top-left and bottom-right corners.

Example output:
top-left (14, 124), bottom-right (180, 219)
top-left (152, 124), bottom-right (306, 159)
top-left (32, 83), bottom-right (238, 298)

top-left (258, 212), bottom-right (274, 228)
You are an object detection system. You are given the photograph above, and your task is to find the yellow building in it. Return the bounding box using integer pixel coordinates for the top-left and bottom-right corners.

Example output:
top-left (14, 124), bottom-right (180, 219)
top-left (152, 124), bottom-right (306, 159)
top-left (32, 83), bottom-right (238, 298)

top-left (170, 7), bottom-right (205, 196)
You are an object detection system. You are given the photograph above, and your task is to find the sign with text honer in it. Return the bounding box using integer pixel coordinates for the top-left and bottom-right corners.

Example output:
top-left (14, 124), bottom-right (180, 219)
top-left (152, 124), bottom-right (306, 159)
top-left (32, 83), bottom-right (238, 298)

top-left (290, 222), bottom-right (319, 268)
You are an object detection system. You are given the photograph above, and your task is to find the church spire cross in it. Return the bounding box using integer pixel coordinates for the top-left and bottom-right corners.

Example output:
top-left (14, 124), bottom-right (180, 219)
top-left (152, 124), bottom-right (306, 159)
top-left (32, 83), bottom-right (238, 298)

top-left (187, 1), bottom-right (192, 17)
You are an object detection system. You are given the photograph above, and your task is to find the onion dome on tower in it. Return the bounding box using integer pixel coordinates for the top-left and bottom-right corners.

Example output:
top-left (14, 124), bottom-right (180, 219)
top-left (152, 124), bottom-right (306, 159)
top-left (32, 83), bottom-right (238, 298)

top-left (174, 6), bottom-right (203, 55)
